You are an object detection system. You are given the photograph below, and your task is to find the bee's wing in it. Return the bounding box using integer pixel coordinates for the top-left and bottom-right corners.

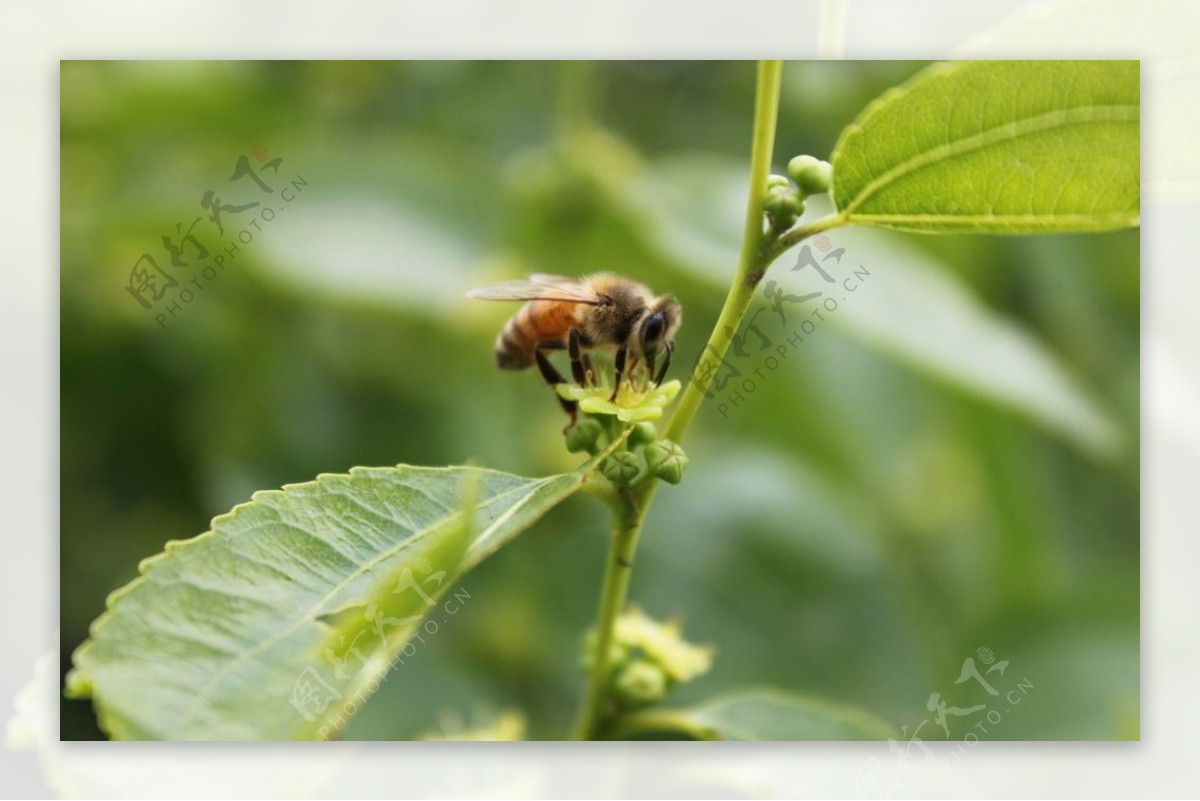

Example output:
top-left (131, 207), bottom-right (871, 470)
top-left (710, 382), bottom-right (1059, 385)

top-left (466, 279), bottom-right (603, 305)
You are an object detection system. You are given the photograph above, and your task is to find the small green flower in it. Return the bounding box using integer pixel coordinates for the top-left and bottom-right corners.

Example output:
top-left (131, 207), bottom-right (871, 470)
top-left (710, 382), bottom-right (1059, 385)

top-left (581, 629), bottom-right (630, 672)
top-left (612, 660), bottom-right (669, 708)
top-left (580, 607), bottom-right (713, 711)
top-left (613, 607), bottom-right (713, 684)
top-left (557, 379), bottom-right (681, 423)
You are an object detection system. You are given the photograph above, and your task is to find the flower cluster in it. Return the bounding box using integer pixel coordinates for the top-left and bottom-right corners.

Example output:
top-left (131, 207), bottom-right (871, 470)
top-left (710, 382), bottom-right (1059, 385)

top-left (558, 376), bottom-right (689, 487)
top-left (556, 379), bottom-right (682, 423)
top-left (763, 153), bottom-right (833, 232)
top-left (583, 607), bottom-right (714, 709)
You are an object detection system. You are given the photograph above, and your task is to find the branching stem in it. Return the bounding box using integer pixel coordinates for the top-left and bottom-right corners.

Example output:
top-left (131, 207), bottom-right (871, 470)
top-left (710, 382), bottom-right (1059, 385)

top-left (571, 60), bottom-right (848, 740)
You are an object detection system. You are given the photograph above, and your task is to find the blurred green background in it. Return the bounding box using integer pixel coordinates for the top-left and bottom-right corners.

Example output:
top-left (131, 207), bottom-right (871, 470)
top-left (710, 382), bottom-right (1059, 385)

top-left (60, 61), bottom-right (1138, 741)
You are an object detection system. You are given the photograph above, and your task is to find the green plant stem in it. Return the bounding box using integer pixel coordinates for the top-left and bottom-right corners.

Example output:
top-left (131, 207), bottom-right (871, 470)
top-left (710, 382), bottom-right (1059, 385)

top-left (572, 491), bottom-right (639, 739)
top-left (663, 60), bottom-right (784, 446)
top-left (761, 212), bottom-right (847, 268)
top-left (572, 59), bottom-right (847, 740)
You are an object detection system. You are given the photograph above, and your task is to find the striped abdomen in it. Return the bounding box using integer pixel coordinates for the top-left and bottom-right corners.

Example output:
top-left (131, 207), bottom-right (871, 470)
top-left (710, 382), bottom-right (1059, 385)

top-left (494, 300), bottom-right (579, 370)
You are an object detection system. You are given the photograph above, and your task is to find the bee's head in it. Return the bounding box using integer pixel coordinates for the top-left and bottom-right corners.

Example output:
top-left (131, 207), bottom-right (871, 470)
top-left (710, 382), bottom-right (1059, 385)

top-left (637, 295), bottom-right (682, 358)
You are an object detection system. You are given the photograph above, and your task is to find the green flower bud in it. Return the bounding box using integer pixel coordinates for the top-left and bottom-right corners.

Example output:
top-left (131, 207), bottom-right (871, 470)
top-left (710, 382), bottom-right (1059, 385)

top-left (602, 450), bottom-right (643, 485)
top-left (628, 422), bottom-right (659, 447)
top-left (612, 660), bottom-right (669, 708)
top-left (581, 628), bottom-right (630, 673)
top-left (766, 173), bottom-right (791, 191)
top-left (565, 418), bottom-right (605, 453)
top-left (613, 607), bottom-right (714, 684)
top-left (763, 186), bottom-right (804, 230)
top-left (645, 439), bottom-right (689, 485)
top-left (764, 185), bottom-right (803, 217)
top-left (787, 154), bottom-right (833, 196)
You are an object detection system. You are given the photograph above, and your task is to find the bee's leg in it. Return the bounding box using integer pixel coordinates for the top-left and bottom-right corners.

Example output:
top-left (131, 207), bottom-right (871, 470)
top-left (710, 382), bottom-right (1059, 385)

top-left (609, 343), bottom-right (628, 402)
top-left (567, 328), bottom-right (587, 385)
top-left (654, 341), bottom-right (674, 385)
top-left (644, 352), bottom-right (657, 389)
top-left (534, 342), bottom-right (577, 423)
top-left (582, 354), bottom-right (595, 387)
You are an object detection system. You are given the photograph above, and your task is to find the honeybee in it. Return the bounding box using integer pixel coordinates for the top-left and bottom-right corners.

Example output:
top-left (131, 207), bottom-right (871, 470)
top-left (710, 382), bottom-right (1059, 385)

top-left (467, 273), bottom-right (682, 417)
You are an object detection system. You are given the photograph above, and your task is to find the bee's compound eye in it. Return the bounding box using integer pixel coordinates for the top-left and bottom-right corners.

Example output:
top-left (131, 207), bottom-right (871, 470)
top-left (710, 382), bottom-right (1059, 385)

top-left (642, 313), bottom-right (665, 344)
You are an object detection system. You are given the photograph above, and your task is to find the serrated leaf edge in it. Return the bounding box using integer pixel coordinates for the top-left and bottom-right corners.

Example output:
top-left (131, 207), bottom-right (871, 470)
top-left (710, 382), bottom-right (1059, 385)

top-left (65, 459), bottom-right (606, 739)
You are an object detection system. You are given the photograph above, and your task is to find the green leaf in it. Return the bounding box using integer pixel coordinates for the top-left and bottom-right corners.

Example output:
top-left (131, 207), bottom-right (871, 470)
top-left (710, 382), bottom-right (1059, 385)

top-left (831, 60), bottom-right (1140, 233)
top-left (631, 155), bottom-right (1121, 455)
top-left (67, 462), bottom-right (600, 740)
top-left (957, 4), bottom-right (1194, 202)
top-left (612, 689), bottom-right (896, 740)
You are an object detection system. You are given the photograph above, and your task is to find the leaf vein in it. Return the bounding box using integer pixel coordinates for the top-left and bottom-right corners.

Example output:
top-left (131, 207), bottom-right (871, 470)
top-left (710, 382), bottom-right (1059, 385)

top-left (841, 104), bottom-right (1139, 215)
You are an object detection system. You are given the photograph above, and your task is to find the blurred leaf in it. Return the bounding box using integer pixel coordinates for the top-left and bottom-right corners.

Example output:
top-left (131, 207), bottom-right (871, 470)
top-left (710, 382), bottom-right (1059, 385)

top-left (647, 442), bottom-right (883, 577)
top-left (633, 156), bottom-right (1121, 455)
top-left (613, 689), bottom-right (896, 740)
top-left (258, 192), bottom-right (484, 315)
top-left (630, 153), bottom-right (749, 282)
top-left (827, 226), bottom-right (1122, 455)
top-left (67, 462), bottom-right (599, 740)
top-left (831, 60), bottom-right (1139, 233)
